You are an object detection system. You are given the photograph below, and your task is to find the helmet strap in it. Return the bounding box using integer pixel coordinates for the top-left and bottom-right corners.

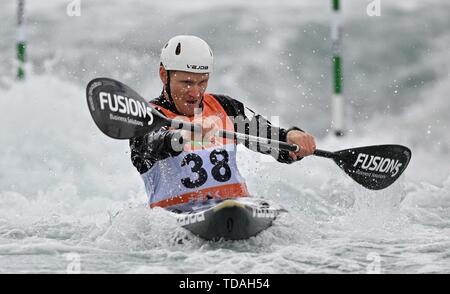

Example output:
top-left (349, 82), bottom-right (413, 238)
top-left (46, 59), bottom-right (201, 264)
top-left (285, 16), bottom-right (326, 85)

top-left (165, 70), bottom-right (174, 103)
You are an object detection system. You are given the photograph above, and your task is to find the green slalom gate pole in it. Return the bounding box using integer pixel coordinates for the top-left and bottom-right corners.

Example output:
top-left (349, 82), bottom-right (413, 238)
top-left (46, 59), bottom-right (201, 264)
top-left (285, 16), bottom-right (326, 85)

top-left (17, 0), bottom-right (26, 80)
top-left (331, 0), bottom-right (344, 136)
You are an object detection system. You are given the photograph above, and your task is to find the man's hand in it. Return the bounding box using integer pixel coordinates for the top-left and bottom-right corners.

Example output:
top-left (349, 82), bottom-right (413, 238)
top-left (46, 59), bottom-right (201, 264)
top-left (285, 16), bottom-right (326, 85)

top-left (177, 116), bottom-right (222, 148)
top-left (287, 130), bottom-right (316, 160)
top-left (200, 116), bottom-right (221, 144)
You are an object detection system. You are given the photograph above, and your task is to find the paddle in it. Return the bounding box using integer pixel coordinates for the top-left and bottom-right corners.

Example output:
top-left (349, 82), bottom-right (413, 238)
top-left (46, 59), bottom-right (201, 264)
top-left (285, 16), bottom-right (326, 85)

top-left (86, 77), bottom-right (412, 190)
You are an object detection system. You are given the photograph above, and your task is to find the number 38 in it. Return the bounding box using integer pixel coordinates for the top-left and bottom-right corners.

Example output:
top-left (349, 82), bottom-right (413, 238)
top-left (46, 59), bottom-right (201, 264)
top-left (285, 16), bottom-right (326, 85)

top-left (181, 149), bottom-right (231, 189)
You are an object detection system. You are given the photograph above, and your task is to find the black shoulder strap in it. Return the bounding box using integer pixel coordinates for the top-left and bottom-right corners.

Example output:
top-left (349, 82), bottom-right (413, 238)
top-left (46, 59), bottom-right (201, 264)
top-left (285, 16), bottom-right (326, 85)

top-left (149, 94), bottom-right (178, 114)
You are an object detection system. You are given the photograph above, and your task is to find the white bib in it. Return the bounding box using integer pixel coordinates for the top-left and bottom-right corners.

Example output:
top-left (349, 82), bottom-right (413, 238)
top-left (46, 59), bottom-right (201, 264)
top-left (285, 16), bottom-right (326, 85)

top-left (142, 144), bottom-right (248, 209)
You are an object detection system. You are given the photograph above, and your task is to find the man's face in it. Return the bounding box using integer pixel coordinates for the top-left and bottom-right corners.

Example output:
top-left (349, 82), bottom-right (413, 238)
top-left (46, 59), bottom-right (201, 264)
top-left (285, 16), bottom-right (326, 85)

top-left (161, 69), bottom-right (209, 116)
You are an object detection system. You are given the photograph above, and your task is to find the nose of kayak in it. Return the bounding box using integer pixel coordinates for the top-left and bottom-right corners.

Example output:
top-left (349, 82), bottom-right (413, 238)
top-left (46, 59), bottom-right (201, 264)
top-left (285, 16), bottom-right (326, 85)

top-left (176, 199), bottom-right (282, 241)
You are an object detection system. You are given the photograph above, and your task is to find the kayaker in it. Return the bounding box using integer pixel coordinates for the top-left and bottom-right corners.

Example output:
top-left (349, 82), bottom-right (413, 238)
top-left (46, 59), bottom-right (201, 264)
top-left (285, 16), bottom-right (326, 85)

top-left (130, 35), bottom-right (316, 211)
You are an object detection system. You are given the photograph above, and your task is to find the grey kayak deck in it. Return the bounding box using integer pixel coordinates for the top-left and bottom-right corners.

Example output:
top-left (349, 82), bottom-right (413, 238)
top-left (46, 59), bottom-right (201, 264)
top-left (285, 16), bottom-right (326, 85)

top-left (175, 199), bottom-right (282, 241)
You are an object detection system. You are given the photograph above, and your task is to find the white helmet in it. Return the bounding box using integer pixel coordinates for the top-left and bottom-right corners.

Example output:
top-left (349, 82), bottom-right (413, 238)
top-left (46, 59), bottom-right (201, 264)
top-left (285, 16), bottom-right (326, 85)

top-left (160, 35), bottom-right (213, 74)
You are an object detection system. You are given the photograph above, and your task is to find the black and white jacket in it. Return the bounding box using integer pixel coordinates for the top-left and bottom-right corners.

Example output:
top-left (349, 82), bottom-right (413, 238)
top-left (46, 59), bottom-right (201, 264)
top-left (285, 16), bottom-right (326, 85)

top-left (129, 93), bottom-right (303, 174)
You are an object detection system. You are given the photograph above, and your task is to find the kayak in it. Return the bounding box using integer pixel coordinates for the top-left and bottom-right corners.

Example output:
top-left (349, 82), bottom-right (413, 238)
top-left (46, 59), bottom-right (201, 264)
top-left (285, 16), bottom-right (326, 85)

top-left (174, 198), bottom-right (284, 241)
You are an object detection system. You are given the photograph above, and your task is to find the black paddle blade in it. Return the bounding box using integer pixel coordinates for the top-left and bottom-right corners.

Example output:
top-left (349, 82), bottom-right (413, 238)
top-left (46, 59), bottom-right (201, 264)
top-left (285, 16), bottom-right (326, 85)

top-left (333, 145), bottom-right (412, 190)
top-left (86, 77), bottom-right (170, 139)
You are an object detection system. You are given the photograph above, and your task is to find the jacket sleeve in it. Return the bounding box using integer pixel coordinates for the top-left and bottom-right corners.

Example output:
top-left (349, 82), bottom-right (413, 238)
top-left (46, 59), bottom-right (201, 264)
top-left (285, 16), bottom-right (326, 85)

top-left (129, 127), bottom-right (183, 174)
top-left (213, 94), bottom-right (304, 164)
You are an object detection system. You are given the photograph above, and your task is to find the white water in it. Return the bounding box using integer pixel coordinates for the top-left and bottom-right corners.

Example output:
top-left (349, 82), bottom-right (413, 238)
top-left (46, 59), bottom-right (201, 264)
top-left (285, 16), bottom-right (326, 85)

top-left (0, 0), bottom-right (449, 273)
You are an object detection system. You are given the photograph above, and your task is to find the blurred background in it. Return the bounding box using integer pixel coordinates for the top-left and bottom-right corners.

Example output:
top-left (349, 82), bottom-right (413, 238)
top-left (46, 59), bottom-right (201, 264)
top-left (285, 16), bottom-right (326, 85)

top-left (0, 0), bottom-right (449, 273)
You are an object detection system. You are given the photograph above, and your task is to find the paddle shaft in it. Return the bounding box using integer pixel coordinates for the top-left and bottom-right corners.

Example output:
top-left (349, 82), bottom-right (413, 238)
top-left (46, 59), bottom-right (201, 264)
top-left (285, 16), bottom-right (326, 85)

top-left (170, 118), bottom-right (335, 157)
